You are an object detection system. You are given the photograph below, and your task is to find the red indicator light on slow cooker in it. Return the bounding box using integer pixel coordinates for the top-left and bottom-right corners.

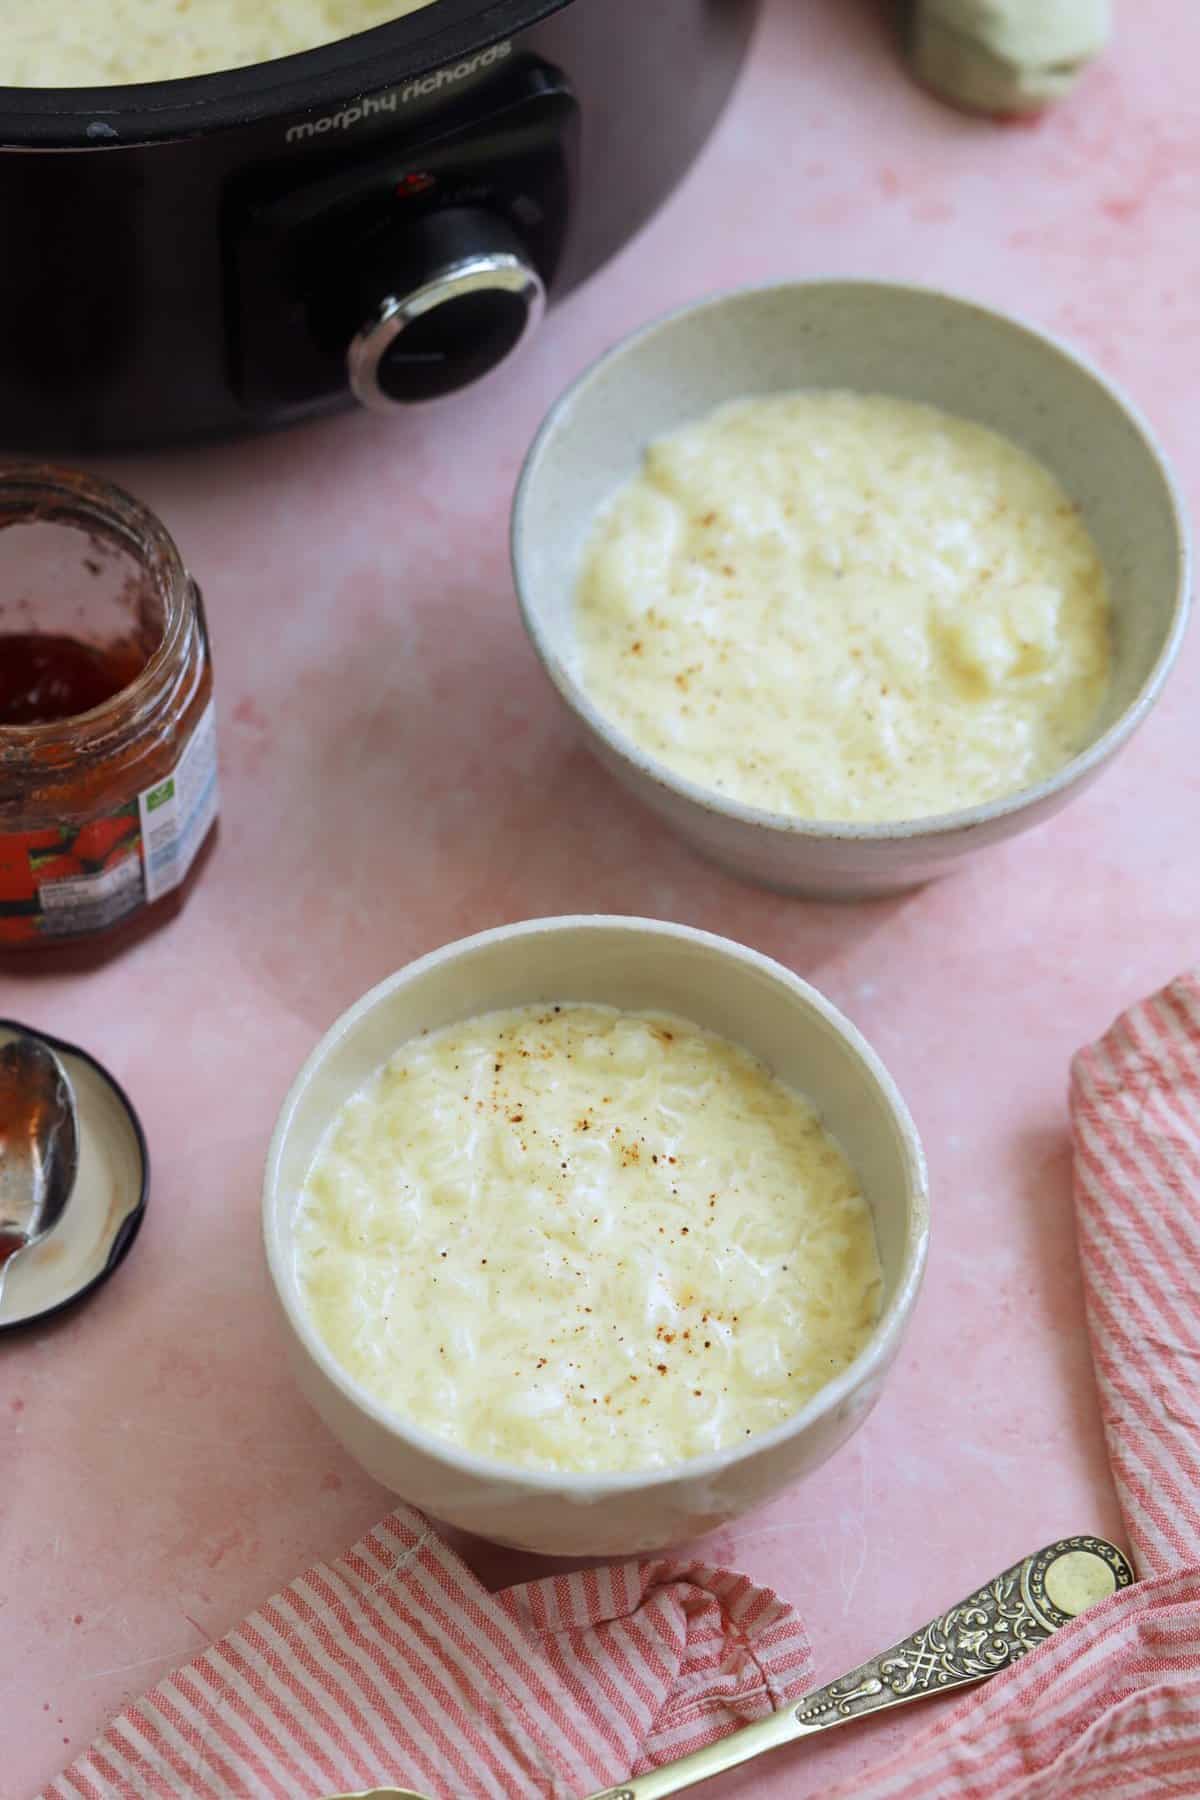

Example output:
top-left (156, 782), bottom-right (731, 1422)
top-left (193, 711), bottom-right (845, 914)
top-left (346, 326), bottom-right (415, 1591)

top-left (395, 172), bottom-right (436, 198)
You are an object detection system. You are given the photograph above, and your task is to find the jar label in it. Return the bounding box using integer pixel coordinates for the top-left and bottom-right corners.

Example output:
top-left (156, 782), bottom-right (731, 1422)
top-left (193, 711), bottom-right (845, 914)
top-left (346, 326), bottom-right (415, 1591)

top-left (0, 699), bottom-right (218, 945)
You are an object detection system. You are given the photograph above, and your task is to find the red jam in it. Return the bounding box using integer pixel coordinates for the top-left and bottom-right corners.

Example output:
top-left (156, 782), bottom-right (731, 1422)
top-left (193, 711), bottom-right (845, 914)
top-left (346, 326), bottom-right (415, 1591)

top-left (0, 632), bottom-right (149, 726)
top-left (0, 464), bottom-right (217, 952)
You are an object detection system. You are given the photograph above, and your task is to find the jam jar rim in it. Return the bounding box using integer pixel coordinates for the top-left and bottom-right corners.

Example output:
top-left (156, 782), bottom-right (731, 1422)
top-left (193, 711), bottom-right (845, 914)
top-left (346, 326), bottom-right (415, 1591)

top-left (0, 462), bottom-right (195, 750)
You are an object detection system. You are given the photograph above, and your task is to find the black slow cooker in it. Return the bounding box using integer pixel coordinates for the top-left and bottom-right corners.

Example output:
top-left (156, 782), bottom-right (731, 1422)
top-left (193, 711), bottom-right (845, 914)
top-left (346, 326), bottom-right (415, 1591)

top-left (0, 0), bottom-right (759, 451)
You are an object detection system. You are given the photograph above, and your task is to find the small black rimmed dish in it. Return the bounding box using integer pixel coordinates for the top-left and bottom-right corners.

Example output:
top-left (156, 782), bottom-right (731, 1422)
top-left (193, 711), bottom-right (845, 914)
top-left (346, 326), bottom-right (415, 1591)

top-left (0, 1019), bottom-right (148, 1331)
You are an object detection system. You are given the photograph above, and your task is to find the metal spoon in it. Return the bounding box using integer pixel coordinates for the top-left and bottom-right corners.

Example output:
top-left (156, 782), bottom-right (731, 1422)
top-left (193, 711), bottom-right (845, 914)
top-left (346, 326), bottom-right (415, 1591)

top-left (0, 1030), bottom-right (79, 1306)
top-left (323, 1534), bottom-right (1134, 1800)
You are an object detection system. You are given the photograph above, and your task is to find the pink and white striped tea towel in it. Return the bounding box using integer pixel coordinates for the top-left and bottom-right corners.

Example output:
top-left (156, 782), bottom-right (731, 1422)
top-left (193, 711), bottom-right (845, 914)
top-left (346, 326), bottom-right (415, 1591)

top-left (40, 1528), bottom-right (812, 1798)
top-left (43, 974), bottom-right (1200, 1800)
top-left (817, 971), bottom-right (1200, 1800)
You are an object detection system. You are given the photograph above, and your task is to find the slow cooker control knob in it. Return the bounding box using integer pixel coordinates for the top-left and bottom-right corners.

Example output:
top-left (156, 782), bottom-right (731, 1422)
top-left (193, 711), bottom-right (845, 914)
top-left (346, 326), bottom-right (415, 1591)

top-left (345, 208), bottom-right (545, 410)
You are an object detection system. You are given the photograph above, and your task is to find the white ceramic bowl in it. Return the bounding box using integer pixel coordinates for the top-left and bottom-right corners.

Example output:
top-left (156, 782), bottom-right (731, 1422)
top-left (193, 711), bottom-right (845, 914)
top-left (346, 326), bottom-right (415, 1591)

top-left (512, 280), bottom-right (1190, 898)
top-left (263, 915), bottom-right (929, 1556)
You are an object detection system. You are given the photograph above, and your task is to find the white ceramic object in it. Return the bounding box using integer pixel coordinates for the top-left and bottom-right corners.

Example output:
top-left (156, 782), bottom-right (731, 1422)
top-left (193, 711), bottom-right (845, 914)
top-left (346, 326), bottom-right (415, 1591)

top-left (512, 280), bottom-right (1190, 898)
top-left (263, 915), bottom-right (929, 1557)
top-left (0, 1018), bottom-right (148, 1331)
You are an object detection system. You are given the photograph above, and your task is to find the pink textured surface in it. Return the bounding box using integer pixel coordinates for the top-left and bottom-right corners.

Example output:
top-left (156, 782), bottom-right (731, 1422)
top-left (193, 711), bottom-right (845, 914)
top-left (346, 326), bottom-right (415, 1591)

top-left (3, 1), bottom-right (1196, 1794)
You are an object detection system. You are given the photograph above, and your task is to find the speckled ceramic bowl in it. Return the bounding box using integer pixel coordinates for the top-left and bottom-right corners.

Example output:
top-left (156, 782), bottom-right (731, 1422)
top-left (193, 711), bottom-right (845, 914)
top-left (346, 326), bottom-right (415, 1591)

top-left (263, 915), bottom-right (929, 1556)
top-left (512, 280), bottom-right (1190, 898)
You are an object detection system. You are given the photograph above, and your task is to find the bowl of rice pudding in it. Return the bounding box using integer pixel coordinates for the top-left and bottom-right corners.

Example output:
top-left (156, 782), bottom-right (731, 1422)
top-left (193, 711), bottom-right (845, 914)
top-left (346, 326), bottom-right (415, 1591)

top-left (263, 916), bottom-right (929, 1555)
top-left (512, 280), bottom-right (1189, 897)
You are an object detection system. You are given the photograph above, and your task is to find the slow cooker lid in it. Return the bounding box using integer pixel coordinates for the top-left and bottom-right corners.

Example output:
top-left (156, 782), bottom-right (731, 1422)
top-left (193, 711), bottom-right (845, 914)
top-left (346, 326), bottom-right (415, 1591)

top-left (0, 0), bottom-right (570, 145)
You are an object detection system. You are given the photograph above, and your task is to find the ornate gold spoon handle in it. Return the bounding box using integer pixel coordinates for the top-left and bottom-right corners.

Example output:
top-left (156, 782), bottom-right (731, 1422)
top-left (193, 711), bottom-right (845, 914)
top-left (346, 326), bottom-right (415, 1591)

top-left (582, 1535), bottom-right (1134, 1800)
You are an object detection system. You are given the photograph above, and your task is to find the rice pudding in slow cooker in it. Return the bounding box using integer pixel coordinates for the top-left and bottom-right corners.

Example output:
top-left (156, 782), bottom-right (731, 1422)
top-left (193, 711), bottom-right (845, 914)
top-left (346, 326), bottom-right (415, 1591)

top-left (295, 1002), bottom-right (882, 1475)
top-left (574, 391), bottom-right (1113, 823)
top-left (1, 0), bottom-right (438, 87)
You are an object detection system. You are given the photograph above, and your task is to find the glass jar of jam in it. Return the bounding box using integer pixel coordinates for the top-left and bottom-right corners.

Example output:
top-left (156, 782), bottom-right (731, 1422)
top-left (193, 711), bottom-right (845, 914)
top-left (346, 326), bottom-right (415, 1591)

top-left (0, 465), bottom-right (217, 948)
